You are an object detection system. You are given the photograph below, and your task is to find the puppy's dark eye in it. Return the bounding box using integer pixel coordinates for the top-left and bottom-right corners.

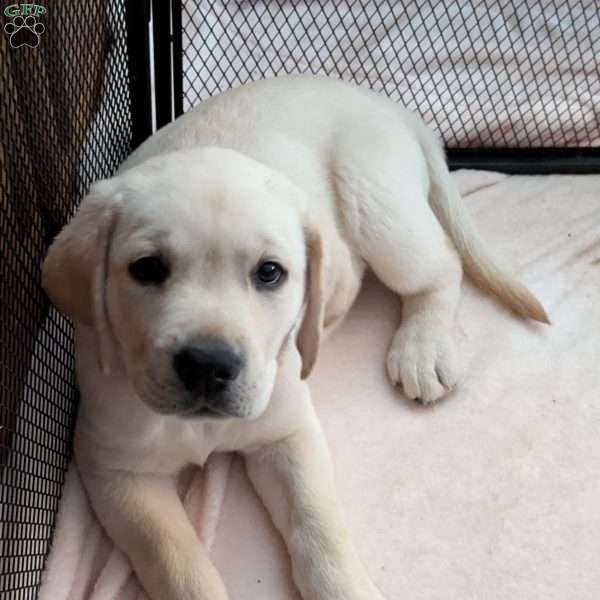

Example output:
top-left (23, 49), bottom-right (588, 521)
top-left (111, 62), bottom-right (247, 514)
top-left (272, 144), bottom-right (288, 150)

top-left (255, 261), bottom-right (286, 288)
top-left (128, 256), bottom-right (170, 285)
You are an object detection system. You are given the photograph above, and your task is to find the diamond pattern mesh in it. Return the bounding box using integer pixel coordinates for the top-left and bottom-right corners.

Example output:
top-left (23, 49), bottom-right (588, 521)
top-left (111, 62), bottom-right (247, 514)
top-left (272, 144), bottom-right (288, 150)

top-left (0, 1), bottom-right (132, 597)
top-left (181, 0), bottom-right (600, 148)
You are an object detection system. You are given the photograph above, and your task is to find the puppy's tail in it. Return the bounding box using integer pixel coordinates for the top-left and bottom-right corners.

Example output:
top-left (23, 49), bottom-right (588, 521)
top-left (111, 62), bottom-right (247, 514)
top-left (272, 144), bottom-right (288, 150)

top-left (411, 117), bottom-right (550, 324)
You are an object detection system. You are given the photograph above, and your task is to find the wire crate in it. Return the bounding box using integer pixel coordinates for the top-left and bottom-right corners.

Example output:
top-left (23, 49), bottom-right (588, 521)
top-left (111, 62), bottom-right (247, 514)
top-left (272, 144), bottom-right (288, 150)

top-left (1, 1), bottom-right (599, 597)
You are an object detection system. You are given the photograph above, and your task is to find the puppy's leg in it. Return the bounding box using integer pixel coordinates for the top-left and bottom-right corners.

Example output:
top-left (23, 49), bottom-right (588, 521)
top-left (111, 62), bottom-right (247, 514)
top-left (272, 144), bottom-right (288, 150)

top-left (81, 469), bottom-right (228, 600)
top-left (363, 202), bottom-right (462, 405)
top-left (334, 142), bottom-right (462, 404)
top-left (385, 266), bottom-right (461, 404)
top-left (245, 402), bottom-right (385, 600)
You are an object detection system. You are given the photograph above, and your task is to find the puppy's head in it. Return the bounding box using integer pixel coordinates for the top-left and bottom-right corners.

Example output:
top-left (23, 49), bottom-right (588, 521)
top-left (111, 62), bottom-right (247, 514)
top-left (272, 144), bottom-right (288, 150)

top-left (42, 147), bottom-right (324, 419)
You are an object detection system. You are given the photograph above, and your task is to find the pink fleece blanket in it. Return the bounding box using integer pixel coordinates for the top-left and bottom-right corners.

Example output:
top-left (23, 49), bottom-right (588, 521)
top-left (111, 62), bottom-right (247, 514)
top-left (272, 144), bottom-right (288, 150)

top-left (39, 170), bottom-right (600, 600)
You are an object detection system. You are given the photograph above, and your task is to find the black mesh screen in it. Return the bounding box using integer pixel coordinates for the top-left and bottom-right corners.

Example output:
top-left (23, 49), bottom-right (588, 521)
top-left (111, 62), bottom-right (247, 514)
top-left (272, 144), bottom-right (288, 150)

top-left (0, 1), bottom-right (132, 597)
top-left (181, 0), bottom-right (600, 148)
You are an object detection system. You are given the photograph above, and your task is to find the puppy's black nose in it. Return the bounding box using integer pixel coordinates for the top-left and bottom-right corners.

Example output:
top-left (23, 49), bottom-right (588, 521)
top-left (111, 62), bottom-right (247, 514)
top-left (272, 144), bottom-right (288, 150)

top-left (173, 340), bottom-right (242, 396)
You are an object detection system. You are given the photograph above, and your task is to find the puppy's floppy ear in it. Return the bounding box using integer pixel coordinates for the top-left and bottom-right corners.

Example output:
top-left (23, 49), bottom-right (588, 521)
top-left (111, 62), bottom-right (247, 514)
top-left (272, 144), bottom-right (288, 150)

top-left (296, 225), bottom-right (325, 379)
top-left (42, 180), bottom-right (120, 374)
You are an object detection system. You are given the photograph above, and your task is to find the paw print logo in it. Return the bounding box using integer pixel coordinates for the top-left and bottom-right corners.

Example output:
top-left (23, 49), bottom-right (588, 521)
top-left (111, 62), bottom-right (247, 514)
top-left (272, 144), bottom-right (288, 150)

top-left (4, 15), bottom-right (45, 48)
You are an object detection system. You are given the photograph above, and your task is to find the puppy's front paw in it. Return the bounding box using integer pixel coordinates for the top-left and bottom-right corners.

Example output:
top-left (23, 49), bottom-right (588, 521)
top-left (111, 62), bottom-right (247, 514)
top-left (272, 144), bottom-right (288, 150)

top-left (386, 329), bottom-right (457, 404)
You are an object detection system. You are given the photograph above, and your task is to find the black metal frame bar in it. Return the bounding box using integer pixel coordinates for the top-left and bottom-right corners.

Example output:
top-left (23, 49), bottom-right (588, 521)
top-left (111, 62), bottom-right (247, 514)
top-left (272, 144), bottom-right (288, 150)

top-left (125, 0), bottom-right (152, 149)
top-left (447, 147), bottom-right (600, 174)
top-left (143, 2), bottom-right (600, 174)
top-left (151, 0), bottom-right (184, 130)
top-left (152, 0), bottom-right (173, 130)
top-left (172, 0), bottom-right (184, 119)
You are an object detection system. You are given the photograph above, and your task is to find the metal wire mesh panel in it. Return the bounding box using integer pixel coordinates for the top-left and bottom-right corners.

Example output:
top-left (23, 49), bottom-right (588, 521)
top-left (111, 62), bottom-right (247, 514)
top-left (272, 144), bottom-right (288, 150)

top-left (0, 2), bottom-right (132, 597)
top-left (181, 0), bottom-right (600, 148)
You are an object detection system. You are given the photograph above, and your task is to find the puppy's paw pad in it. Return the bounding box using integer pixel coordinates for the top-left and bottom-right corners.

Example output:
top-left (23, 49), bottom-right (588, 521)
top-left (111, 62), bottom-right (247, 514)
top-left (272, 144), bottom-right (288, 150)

top-left (386, 333), bottom-right (457, 405)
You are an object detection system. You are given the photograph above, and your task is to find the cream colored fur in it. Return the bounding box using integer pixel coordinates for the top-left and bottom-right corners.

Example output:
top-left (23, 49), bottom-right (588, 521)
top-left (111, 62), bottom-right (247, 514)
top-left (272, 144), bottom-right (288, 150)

top-left (42, 75), bottom-right (547, 600)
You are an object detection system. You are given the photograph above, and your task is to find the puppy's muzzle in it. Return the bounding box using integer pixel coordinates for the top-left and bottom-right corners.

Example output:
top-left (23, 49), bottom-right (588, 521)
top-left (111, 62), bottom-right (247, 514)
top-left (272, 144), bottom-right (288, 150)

top-left (172, 338), bottom-right (243, 417)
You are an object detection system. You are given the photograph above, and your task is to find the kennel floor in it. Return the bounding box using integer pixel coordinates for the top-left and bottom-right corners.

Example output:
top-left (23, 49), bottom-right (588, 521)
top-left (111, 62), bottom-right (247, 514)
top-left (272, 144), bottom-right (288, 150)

top-left (38, 169), bottom-right (600, 600)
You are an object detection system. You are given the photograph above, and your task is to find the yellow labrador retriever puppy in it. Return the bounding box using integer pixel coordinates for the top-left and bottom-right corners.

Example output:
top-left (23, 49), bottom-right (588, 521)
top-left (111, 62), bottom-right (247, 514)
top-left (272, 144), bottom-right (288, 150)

top-left (42, 75), bottom-right (547, 600)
